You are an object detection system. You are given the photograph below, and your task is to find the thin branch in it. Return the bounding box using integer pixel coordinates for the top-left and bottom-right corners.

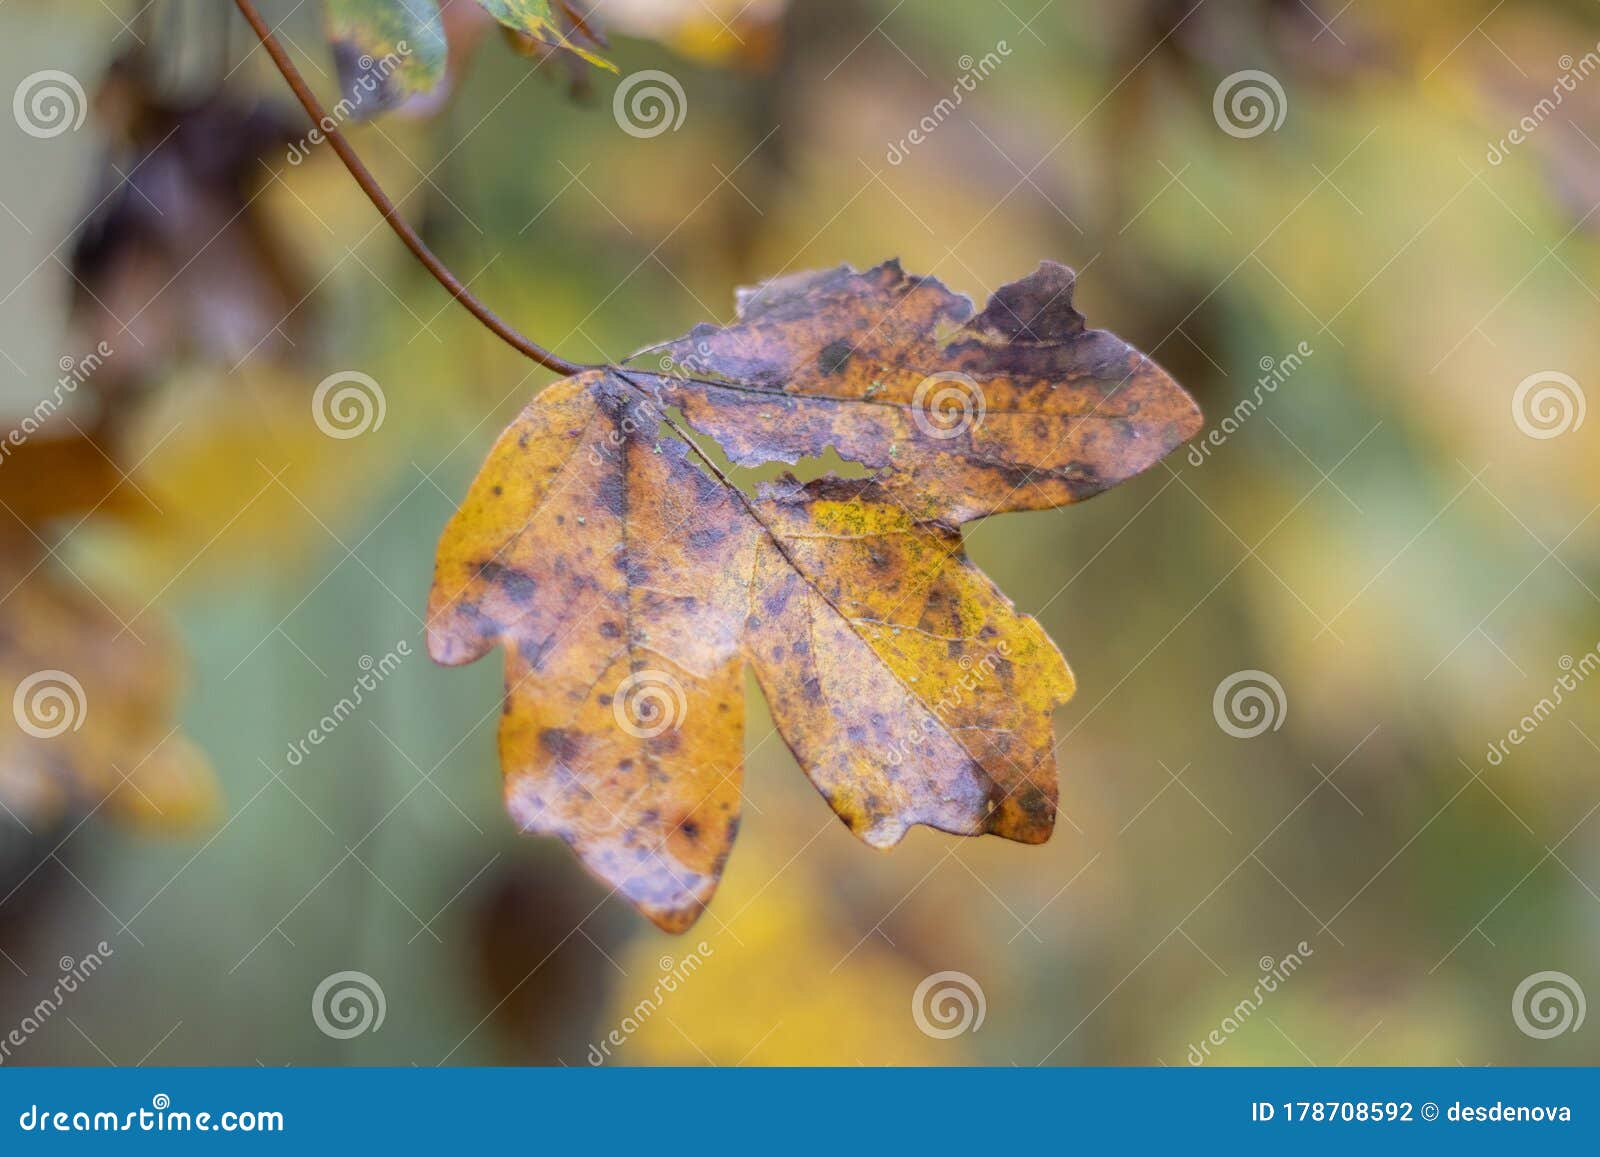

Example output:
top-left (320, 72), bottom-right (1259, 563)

top-left (231, 0), bottom-right (592, 377)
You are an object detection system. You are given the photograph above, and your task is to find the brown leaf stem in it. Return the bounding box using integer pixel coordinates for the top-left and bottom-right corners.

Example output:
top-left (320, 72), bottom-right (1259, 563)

top-left (232, 0), bottom-right (592, 377)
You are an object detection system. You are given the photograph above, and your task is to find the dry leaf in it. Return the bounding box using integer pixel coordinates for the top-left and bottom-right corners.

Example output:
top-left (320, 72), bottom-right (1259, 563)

top-left (69, 56), bottom-right (308, 392)
top-left (429, 261), bottom-right (1200, 930)
top-left (644, 260), bottom-right (1202, 523)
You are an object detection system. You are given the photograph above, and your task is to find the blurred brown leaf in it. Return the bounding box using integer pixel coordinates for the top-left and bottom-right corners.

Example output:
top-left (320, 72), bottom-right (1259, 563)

top-left (0, 429), bottom-right (136, 531)
top-left (0, 435), bottom-right (218, 832)
top-left (68, 54), bottom-right (310, 393)
top-left (0, 546), bottom-right (218, 833)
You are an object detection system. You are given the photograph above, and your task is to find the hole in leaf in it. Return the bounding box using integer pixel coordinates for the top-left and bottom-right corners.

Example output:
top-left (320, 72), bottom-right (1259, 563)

top-left (659, 407), bottom-right (872, 497)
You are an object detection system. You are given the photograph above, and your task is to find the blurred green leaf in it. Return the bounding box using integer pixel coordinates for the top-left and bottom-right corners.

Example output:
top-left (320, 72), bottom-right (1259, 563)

top-left (324, 0), bottom-right (449, 115)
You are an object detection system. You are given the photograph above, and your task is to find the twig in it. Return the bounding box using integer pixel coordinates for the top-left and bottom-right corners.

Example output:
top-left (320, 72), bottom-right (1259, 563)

top-left (231, 0), bottom-right (592, 377)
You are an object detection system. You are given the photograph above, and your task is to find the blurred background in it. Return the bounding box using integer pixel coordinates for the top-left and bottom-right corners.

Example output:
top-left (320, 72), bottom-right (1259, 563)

top-left (1, 0), bottom-right (1597, 1066)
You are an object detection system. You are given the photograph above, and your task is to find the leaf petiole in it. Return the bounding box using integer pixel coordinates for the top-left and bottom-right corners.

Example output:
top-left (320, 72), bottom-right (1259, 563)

top-left (231, 0), bottom-right (593, 378)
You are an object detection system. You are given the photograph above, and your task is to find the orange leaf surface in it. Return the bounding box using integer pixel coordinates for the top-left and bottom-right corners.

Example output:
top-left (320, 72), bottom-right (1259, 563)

top-left (642, 260), bottom-right (1202, 522)
top-left (429, 261), bottom-right (1200, 931)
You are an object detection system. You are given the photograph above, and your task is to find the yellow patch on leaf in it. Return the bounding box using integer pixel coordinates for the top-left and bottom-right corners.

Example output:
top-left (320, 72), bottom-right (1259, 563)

top-left (476, 0), bottom-right (617, 71)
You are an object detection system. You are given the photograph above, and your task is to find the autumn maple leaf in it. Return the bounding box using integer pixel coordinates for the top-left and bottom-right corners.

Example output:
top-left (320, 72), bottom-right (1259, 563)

top-left (427, 259), bottom-right (1200, 931)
